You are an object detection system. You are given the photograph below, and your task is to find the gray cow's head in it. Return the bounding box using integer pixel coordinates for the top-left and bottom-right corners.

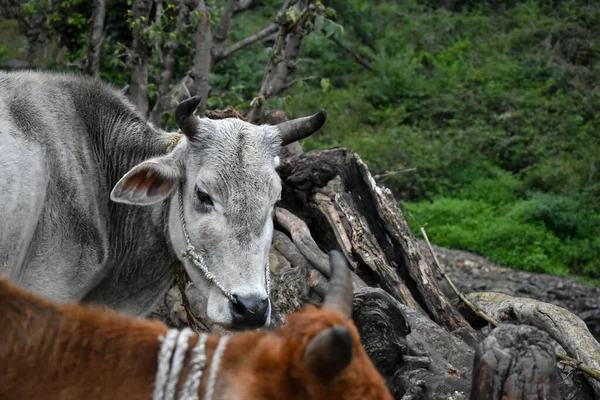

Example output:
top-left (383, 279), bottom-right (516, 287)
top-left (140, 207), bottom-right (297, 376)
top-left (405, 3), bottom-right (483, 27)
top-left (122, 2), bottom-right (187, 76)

top-left (110, 97), bottom-right (326, 330)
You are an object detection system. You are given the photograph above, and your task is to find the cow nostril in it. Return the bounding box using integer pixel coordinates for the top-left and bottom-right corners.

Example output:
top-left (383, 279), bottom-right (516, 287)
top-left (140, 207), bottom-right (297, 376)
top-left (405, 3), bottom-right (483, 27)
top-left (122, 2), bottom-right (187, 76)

top-left (230, 294), bottom-right (270, 328)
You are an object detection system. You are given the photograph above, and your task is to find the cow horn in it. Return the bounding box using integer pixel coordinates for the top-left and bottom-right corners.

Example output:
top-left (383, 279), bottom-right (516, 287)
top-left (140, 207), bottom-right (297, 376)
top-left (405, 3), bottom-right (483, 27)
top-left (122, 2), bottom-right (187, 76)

top-left (276, 109), bottom-right (327, 146)
top-left (175, 96), bottom-right (202, 139)
top-left (303, 325), bottom-right (354, 382)
top-left (322, 250), bottom-right (353, 317)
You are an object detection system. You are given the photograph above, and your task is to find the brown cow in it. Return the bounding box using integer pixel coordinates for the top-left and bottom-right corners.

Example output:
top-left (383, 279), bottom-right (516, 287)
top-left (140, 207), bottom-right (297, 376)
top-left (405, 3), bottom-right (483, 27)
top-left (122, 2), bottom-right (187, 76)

top-left (0, 251), bottom-right (392, 400)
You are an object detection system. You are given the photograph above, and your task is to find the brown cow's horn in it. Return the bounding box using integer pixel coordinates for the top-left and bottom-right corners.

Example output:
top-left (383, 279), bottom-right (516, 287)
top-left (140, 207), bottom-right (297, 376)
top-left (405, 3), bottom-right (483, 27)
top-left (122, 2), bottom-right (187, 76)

top-left (322, 250), bottom-right (353, 317)
top-left (303, 325), bottom-right (354, 382)
top-left (276, 109), bottom-right (327, 146)
top-left (175, 96), bottom-right (202, 139)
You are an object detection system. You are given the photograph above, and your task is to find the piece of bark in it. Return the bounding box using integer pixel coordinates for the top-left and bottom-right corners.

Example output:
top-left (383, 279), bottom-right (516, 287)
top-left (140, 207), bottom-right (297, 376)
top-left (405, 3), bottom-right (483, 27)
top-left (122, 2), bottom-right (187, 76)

top-left (274, 207), bottom-right (367, 288)
top-left (313, 190), bottom-right (358, 272)
top-left (307, 268), bottom-right (328, 298)
top-left (398, 369), bottom-right (470, 400)
top-left (268, 247), bottom-right (309, 327)
top-left (204, 105), bottom-right (246, 120)
top-left (467, 292), bottom-right (600, 396)
top-left (470, 324), bottom-right (562, 400)
top-left (341, 154), bottom-right (475, 336)
top-left (277, 147), bottom-right (348, 196)
top-left (336, 190), bottom-right (423, 312)
top-left (352, 287), bottom-right (471, 399)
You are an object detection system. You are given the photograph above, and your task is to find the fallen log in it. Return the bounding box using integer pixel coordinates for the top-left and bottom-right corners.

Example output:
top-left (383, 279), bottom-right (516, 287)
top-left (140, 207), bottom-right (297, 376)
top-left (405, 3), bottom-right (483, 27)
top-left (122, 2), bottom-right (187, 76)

top-left (470, 324), bottom-right (561, 400)
top-left (466, 291), bottom-right (600, 396)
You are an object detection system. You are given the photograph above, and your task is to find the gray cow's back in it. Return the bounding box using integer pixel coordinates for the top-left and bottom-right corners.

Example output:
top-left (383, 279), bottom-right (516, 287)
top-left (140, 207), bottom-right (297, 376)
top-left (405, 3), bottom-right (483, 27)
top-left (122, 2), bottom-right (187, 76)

top-left (0, 71), bottom-right (170, 308)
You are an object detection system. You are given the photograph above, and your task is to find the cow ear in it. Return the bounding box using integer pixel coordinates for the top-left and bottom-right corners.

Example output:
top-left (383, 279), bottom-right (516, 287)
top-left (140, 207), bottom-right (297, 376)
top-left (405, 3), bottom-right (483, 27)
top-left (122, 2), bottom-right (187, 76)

top-left (302, 325), bottom-right (354, 383)
top-left (110, 154), bottom-right (182, 206)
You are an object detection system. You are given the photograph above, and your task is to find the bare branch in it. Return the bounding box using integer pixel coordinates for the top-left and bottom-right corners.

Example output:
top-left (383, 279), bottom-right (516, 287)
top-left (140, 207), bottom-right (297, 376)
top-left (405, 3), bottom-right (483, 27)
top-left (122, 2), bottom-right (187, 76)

top-left (85, 0), bottom-right (106, 77)
top-left (283, 75), bottom-right (319, 91)
top-left (213, 23), bottom-right (278, 64)
top-left (330, 36), bottom-right (373, 71)
top-left (373, 168), bottom-right (417, 180)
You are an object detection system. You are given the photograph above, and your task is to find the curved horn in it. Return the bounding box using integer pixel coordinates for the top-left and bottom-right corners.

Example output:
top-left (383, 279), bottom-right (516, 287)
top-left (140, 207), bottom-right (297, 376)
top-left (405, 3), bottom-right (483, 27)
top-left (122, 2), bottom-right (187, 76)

top-left (175, 96), bottom-right (202, 139)
top-left (322, 250), bottom-right (353, 317)
top-left (302, 325), bottom-right (354, 382)
top-left (276, 109), bottom-right (327, 146)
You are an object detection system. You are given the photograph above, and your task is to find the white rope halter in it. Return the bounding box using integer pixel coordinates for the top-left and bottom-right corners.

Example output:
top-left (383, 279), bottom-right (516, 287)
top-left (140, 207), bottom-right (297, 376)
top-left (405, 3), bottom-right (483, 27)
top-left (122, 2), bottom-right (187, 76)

top-left (153, 328), bottom-right (230, 400)
top-left (177, 183), bottom-right (271, 305)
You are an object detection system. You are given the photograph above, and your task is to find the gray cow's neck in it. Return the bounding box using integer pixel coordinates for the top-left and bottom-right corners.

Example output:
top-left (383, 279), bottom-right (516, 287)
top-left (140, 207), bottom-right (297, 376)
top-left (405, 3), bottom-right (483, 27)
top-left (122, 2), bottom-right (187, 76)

top-left (82, 100), bottom-right (180, 314)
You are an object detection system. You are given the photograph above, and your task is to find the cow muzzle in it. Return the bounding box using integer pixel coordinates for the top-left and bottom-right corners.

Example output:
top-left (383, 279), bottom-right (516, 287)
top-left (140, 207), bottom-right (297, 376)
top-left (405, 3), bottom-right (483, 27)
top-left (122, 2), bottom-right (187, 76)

top-left (230, 294), bottom-right (271, 329)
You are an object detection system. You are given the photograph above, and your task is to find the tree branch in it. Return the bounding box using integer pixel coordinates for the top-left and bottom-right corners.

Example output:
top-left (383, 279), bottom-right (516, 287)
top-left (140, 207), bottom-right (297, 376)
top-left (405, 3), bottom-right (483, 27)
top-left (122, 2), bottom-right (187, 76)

top-left (211, 0), bottom-right (237, 61)
top-left (330, 35), bottom-right (373, 71)
top-left (283, 75), bottom-right (319, 91)
top-left (213, 23), bottom-right (278, 64)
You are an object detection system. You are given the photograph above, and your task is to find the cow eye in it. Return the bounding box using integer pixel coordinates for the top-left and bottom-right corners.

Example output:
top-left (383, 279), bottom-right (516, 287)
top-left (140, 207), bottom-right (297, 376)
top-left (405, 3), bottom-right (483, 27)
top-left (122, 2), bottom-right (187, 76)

top-left (195, 187), bottom-right (213, 206)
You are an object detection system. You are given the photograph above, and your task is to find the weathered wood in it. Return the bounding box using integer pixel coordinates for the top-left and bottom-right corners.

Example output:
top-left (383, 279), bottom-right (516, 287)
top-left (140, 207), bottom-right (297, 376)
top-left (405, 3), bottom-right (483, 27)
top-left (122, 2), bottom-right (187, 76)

top-left (336, 190), bottom-right (423, 312)
top-left (268, 246), bottom-right (309, 327)
top-left (313, 187), bottom-right (359, 271)
top-left (277, 147), bottom-right (348, 197)
top-left (467, 292), bottom-right (600, 396)
top-left (340, 154), bottom-right (476, 336)
top-left (352, 287), bottom-right (471, 399)
top-left (274, 207), bottom-right (367, 288)
top-left (470, 324), bottom-right (562, 400)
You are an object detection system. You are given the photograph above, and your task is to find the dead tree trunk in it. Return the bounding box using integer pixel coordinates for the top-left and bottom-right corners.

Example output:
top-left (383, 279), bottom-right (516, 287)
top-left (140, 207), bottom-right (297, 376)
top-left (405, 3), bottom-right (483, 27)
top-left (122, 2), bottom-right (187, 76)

top-left (85, 0), bottom-right (106, 77)
top-left (470, 324), bottom-right (562, 400)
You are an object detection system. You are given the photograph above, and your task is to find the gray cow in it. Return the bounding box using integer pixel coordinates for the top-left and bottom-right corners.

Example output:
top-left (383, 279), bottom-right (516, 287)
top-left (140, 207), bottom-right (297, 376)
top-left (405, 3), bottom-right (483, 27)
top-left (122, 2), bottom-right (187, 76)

top-left (0, 70), bottom-right (326, 329)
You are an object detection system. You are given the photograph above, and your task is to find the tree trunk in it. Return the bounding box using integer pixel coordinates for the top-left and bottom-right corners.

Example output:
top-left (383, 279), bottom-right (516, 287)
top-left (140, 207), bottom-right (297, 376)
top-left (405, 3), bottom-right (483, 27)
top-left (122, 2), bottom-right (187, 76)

top-left (189, 0), bottom-right (211, 115)
top-left (149, 0), bottom-right (197, 125)
top-left (129, 0), bottom-right (153, 116)
top-left (246, 0), bottom-right (313, 122)
top-left (85, 0), bottom-right (106, 77)
top-left (210, 0), bottom-right (237, 64)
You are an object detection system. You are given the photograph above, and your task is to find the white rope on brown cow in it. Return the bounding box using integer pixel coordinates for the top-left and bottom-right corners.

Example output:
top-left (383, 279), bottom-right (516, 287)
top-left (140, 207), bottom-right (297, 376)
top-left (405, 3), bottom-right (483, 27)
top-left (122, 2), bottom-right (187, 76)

top-left (153, 328), bottom-right (230, 400)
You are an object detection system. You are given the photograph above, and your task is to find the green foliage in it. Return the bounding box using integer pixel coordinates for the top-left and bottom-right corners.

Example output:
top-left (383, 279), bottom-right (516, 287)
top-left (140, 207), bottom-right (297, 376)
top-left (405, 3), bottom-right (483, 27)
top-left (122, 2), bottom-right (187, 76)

top-left (404, 169), bottom-right (600, 277)
top-left (283, 0), bottom-right (600, 278)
